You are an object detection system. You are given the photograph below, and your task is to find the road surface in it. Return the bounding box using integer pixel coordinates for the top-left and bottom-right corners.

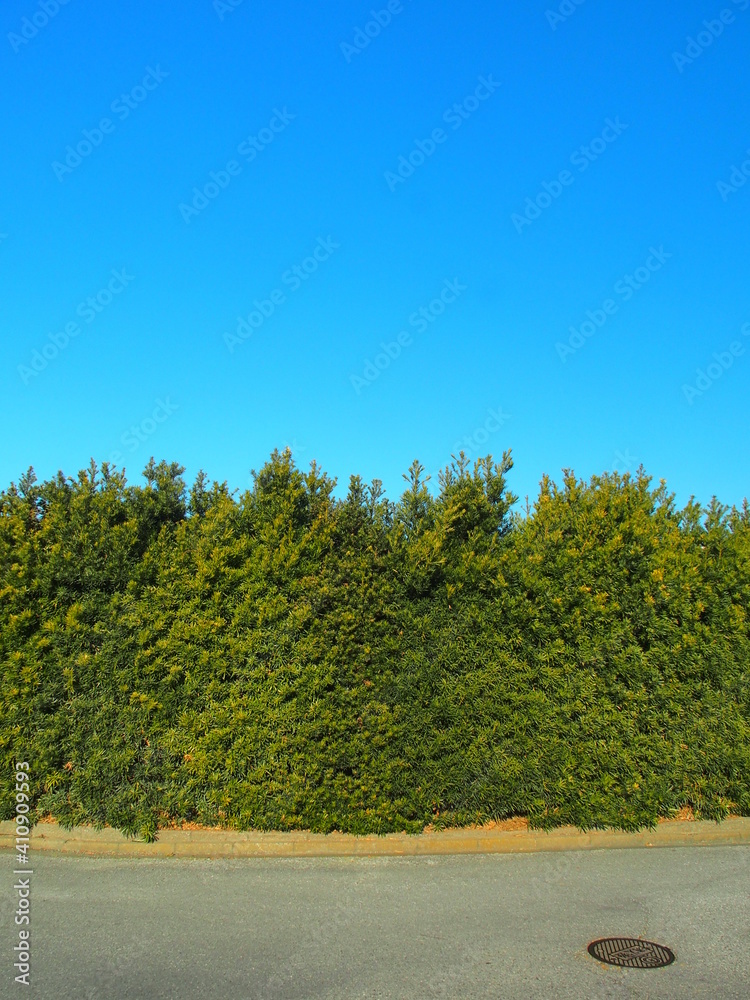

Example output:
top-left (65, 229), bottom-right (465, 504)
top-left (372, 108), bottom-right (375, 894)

top-left (2, 845), bottom-right (748, 999)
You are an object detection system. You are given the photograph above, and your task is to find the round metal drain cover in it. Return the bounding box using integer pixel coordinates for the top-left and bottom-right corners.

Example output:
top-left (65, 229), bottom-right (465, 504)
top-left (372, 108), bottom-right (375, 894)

top-left (587, 937), bottom-right (675, 969)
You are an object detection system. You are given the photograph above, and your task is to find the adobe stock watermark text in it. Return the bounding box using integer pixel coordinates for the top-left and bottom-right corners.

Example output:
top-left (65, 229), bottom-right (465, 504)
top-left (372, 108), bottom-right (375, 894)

top-left (556, 247), bottom-right (671, 361)
top-left (13, 761), bottom-right (32, 987)
top-left (180, 108), bottom-right (296, 222)
top-left (52, 67), bottom-right (170, 181)
top-left (351, 278), bottom-right (466, 393)
top-left (512, 118), bottom-right (629, 234)
top-left (384, 76), bottom-right (499, 192)
top-left (673, 0), bottom-right (748, 72)
top-left (18, 269), bottom-right (135, 383)
top-left (341, 1), bottom-right (413, 61)
top-left (682, 321), bottom-right (749, 403)
top-left (546, 0), bottom-right (589, 31)
top-left (8, 0), bottom-right (72, 54)
top-left (223, 238), bottom-right (340, 352)
top-left (213, 0), bottom-right (248, 20)
top-left (106, 398), bottom-right (180, 469)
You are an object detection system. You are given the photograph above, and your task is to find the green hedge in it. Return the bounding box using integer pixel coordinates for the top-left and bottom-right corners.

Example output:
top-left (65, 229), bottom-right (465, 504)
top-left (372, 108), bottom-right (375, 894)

top-left (2, 451), bottom-right (748, 841)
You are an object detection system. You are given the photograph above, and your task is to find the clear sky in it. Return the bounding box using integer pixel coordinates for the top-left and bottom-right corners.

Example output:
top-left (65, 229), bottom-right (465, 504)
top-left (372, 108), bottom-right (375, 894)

top-left (2, 0), bottom-right (749, 509)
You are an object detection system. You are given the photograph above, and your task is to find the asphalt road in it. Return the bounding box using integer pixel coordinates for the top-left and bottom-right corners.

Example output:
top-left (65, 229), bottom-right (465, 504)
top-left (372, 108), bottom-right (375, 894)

top-left (2, 845), bottom-right (748, 1000)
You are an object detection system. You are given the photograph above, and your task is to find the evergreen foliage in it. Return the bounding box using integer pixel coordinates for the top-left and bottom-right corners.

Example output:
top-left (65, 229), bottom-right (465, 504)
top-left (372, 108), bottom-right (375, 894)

top-left (2, 450), bottom-right (748, 841)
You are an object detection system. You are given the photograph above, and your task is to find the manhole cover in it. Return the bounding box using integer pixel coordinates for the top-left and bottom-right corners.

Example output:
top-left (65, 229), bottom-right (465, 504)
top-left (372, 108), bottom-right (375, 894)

top-left (587, 937), bottom-right (675, 969)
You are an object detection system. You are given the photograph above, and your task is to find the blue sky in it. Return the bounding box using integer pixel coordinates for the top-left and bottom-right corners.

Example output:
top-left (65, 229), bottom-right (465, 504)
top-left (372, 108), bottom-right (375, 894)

top-left (2, 0), bottom-right (749, 510)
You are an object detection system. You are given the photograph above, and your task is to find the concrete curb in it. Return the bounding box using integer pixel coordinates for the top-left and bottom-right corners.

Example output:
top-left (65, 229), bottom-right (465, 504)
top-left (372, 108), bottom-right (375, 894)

top-left (2, 817), bottom-right (749, 859)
